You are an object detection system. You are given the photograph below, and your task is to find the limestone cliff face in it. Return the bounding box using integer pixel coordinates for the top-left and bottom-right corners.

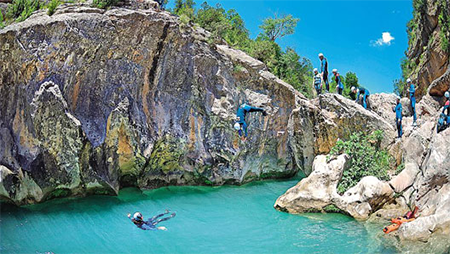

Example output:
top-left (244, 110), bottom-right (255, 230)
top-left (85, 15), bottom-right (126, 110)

top-left (408, 0), bottom-right (449, 98)
top-left (0, 4), bottom-right (302, 205)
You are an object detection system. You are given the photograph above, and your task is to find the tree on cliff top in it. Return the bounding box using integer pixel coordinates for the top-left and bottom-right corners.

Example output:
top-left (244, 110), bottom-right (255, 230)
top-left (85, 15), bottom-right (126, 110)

top-left (259, 14), bottom-right (299, 42)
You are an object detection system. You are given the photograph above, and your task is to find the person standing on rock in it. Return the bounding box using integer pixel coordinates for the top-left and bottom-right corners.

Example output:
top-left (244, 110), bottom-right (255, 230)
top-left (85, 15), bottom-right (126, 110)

top-left (319, 53), bottom-right (329, 92)
top-left (332, 69), bottom-right (344, 95)
top-left (234, 103), bottom-right (267, 141)
top-left (313, 68), bottom-right (323, 96)
top-left (438, 91), bottom-right (450, 133)
top-left (407, 78), bottom-right (417, 127)
top-left (351, 86), bottom-right (370, 109)
top-left (393, 95), bottom-right (403, 138)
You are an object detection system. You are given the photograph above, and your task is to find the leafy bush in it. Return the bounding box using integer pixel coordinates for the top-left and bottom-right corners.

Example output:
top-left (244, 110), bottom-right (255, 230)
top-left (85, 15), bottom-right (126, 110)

top-left (93, 0), bottom-right (119, 9)
top-left (47, 0), bottom-right (60, 16)
top-left (6, 0), bottom-right (41, 22)
top-left (329, 130), bottom-right (394, 194)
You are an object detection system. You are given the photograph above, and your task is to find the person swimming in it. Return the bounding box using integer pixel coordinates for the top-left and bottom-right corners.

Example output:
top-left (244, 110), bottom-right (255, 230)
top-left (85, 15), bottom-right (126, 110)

top-left (127, 210), bottom-right (176, 231)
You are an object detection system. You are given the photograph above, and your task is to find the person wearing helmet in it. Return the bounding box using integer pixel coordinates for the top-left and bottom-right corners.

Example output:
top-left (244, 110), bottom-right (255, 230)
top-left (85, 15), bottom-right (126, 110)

top-left (318, 53), bottom-right (329, 92)
top-left (235, 103), bottom-right (267, 141)
top-left (351, 86), bottom-right (370, 109)
top-left (392, 95), bottom-right (403, 138)
top-left (332, 69), bottom-right (344, 95)
top-left (443, 91), bottom-right (450, 122)
top-left (128, 210), bottom-right (176, 231)
top-left (313, 68), bottom-right (323, 96)
top-left (437, 91), bottom-right (450, 133)
top-left (406, 78), bottom-right (417, 126)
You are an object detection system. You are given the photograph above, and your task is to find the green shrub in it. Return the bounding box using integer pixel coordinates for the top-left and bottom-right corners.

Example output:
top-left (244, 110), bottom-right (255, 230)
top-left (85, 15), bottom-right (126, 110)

top-left (47, 0), bottom-right (60, 16)
top-left (6, 0), bottom-right (41, 22)
top-left (329, 130), bottom-right (394, 194)
top-left (0, 11), bottom-right (5, 28)
top-left (92, 0), bottom-right (119, 9)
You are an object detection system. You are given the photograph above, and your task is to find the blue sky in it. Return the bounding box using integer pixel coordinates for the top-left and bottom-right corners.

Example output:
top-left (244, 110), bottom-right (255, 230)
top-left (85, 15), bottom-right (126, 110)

top-left (168, 0), bottom-right (413, 93)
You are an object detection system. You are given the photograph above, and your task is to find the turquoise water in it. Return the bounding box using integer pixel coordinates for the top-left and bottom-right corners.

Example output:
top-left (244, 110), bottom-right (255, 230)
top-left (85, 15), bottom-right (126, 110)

top-left (1, 179), bottom-right (396, 254)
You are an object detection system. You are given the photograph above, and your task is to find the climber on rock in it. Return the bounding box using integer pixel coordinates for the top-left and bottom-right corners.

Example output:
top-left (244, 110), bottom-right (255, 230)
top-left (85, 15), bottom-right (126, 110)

top-left (351, 86), bottom-right (370, 109)
top-left (332, 69), bottom-right (344, 95)
top-left (234, 103), bottom-right (267, 141)
top-left (407, 78), bottom-right (417, 127)
top-left (393, 95), bottom-right (403, 138)
top-left (128, 210), bottom-right (176, 231)
top-left (313, 68), bottom-right (323, 96)
top-left (319, 53), bottom-right (329, 92)
top-left (437, 91), bottom-right (450, 133)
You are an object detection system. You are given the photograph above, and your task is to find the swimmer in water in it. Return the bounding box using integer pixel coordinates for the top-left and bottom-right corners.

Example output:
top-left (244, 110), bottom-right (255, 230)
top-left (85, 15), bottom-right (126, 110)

top-left (127, 210), bottom-right (176, 231)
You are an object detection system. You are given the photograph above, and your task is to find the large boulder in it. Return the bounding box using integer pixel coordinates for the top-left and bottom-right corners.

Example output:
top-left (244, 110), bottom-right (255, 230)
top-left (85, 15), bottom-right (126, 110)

top-left (369, 93), bottom-right (397, 123)
top-left (275, 153), bottom-right (395, 220)
top-left (274, 154), bottom-right (349, 213)
top-left (334, 176), bottom-right (394, 219)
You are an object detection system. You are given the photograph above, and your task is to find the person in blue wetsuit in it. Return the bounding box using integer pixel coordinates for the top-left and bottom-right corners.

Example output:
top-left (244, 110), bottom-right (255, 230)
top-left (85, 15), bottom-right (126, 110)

top-left (393, 95), bottom-right (403, 138)
top-left (332, 69), bottom-right (344, 95)
top-left (312, 68), bottom-right (322, 96)
top-left (437, 91), bottom-right (450, 133)
top-left (234, 103), bottom-right (267, 141)
top-left (443, 91), bottom-right (450, 121)
top-left (407, 78), bottom-right (417, 126)
top-left (128, 210), bottom-right (176, 231)
top-left (319, 53), bottom-right (329, 92)
top-left (351, 86), bottom-right (370, 109)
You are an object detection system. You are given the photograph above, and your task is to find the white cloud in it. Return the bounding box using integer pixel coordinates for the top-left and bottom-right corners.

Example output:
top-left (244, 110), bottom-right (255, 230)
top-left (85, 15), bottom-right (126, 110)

top-left (371, 32), bottom-right (395, 46)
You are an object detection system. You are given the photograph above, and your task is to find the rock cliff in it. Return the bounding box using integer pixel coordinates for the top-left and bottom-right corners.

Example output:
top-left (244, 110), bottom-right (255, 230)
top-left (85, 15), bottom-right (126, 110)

top-left (0, 3), bottom-right (303, 205)
top-left (407, 0), bottom-right (449, 98)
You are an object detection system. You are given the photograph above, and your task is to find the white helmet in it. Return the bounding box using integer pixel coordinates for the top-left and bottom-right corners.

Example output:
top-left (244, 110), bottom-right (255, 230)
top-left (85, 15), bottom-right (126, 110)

top-left (313, 68), bottom-right (318, 73)
top-left (406, 78), bottom-right (411, 83)
top-left (234, 122), bottom-right (241, 131)
top-left (332, 69), bottom-right (337, 73)
top-left (133, 212), bottom-right (143, 221)
top-left (318, 53), bottom-right (324, 57)
top-left (396, 95), bottom-right (401, 100)
top-left (351, 86), bottom-right (356, 92)
top-left (445, 91), bottom-right (450, 98)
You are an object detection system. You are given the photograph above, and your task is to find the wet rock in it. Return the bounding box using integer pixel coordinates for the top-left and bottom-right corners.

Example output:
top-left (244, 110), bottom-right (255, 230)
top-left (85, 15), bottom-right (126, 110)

top-left (334, 176), bottom-right (394, 219)
top-left (274, 154), bottom-right (349, 213)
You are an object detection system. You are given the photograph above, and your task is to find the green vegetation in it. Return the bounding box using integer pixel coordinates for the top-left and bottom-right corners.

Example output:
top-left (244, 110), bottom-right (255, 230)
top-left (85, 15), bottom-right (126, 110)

top-left (259, 14), bottom-right (299, 42)
top-left (172, 1), bottom-right (314, 98)
top-left (393, 57), bottom-right (415, 96)
top-left (323, 204), bottom-right (343, 213)
top-left (6, 0), bottom-right (41, 22)
top-left (329, 130), bottom-right (395, 194)
top-left (46, 0), bottom-right (60, 16)
top-left (437, 0), bottom-right (450, 52)
top-left (0, 11), bottom-right (5, 29)
top-left (93, 0), bottom-right (119, 9)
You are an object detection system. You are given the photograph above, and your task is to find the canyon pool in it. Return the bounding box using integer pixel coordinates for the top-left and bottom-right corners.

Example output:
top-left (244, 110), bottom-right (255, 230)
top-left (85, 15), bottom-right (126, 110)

top-left (0, 178), bottom-right (396, 254)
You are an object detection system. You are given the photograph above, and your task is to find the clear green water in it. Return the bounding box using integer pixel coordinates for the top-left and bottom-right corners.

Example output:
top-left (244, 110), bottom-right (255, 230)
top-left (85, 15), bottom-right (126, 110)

top-left (1, 179), bottom-right (396, 254)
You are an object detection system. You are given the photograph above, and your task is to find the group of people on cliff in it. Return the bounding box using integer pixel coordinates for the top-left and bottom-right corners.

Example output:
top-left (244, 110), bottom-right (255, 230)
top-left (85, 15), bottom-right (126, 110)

top-left (313, 53), bottom-right (370, 109)
top-left (231, 53), bottom-right (450, 141)
top-left (393, 81), bottom-right (450, 138)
